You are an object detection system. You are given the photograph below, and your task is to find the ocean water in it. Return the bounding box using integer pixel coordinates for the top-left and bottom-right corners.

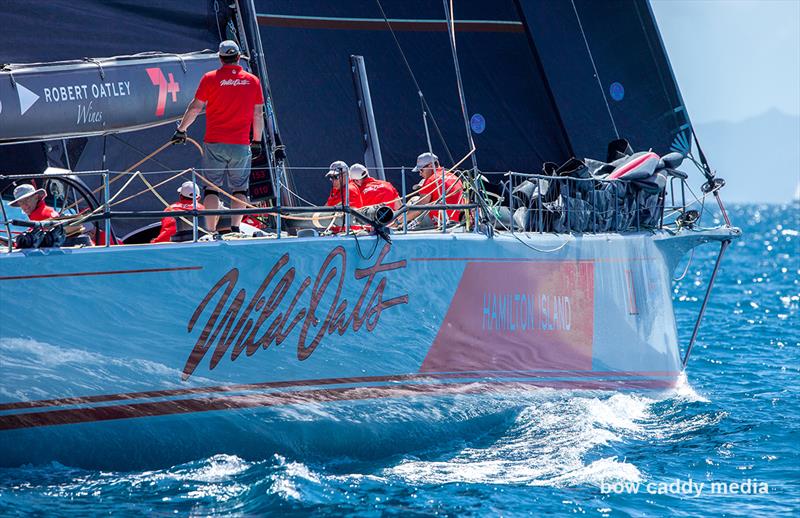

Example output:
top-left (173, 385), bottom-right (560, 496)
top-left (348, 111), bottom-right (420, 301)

top-left (1, 203), bottom-right (798, 516)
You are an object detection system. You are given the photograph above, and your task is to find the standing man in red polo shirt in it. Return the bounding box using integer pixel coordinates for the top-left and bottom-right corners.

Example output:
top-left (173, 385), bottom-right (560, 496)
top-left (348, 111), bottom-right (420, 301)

top-left (172, 40), bottom-right (264, 236)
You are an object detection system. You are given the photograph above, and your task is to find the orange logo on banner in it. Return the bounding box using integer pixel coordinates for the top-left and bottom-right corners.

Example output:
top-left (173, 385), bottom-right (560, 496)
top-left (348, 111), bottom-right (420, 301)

top-left (146, 68), bottom-right (181, 116)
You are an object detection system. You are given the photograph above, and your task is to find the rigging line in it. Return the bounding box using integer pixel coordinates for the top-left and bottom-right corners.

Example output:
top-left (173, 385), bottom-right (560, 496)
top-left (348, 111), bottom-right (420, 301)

top-left (110, 134), bottom-right (186, 176)
top-left (353, 232), bottom-right (381, 260)
top-left (279, 183), bottom-right (318, 208)
top-left (569, 0), bottom-right (619, 139)
top-left (443, 0), bottom-right (478, 170)
top-left (62, 171), bottom-right (145, 227)
top-left (136, 170), bottom-right (212, 236)
top-left (110, 169), bottom-right (191, 207)
top-left (494, 214), bottom-right (571, 253)
top-left (672, 247), bottom-right (695, 282)
top-left (662, 182), bottom-right (720, 221)
top-left (213, 0), bottom-right (224, 42)
top-left (373, 0), bottom-right (454, 164)
top-left (62, 137), bottom-right (202, 213)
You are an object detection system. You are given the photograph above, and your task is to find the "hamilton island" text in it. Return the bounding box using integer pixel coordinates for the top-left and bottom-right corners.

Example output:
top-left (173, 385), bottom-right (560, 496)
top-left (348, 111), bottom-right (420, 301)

top-left (482, 292), bottom-right (572, 332)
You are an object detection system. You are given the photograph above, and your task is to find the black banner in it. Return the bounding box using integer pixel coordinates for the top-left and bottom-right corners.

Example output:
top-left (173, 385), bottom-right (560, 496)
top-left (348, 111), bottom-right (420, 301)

top-left (0, 53), bottom-right (220, 143)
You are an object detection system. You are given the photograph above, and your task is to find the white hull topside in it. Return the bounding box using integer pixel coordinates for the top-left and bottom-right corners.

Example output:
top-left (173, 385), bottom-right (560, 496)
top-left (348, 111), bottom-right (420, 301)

top-left (0, 228), bottom-right (736, 467)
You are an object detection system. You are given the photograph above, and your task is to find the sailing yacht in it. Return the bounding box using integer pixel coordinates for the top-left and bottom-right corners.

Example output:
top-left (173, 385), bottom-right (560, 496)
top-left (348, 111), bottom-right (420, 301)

top-left (0, 0), bottom-right (739, 469)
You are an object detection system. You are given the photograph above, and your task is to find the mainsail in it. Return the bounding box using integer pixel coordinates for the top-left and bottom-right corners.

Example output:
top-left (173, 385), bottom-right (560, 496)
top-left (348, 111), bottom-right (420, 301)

top-left (254, 0), bottom-right (573, 203)
top-left (253, 0), bottom-right (694, 203)
top-left (1, 0), bottom-right (697, 226)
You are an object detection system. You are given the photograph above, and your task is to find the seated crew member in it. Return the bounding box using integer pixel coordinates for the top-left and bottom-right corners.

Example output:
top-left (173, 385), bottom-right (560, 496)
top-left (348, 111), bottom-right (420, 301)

top-left (325, 161), bottom-right (363, 208)
top-left (324, 161), bottom-right (363, 234)
top-left (406, 152), bottom-right (466, 226)
top-left (9, 183), bottom-right (92, 247)
top-left (348, 163), bottom-right (400, 210)
top-left (9, 183), bottom-right (58, 221)
top-left (151, 181), bottom-right (205, 243)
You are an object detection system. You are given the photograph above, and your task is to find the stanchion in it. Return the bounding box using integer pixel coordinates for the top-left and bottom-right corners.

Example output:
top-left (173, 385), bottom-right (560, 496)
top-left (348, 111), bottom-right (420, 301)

top-left (401, 166), bottom-right (408, 234)
top-left (103, 172), bottom-right (110, 247)
top-left (276, 167), bottom-right (282, 239)
top-left (191, 169), bottom-right (198, 242)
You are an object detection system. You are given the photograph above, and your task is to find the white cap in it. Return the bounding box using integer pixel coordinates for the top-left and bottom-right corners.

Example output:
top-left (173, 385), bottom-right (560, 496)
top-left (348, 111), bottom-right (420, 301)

top-left (349, 163), bottom-right (368, 180)
top-left (218, 40), bottom-right (241, 57)
top-left (412, 152), bottom-right (439, 172)
top-left (178, 181), bottom-right (200, 198)
top-left (9, 184), bottom-right (45, 207)
top-left (326, 160), bottom-right (348, 178)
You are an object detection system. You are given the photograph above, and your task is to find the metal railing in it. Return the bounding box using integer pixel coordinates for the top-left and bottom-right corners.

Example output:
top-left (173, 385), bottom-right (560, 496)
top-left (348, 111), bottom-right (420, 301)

top-left (0, 167), bottom-right (481, 251)
top-left (493, 171), bottom-right (693, 235)
top-left (1, 165), bottom-right (701, 252)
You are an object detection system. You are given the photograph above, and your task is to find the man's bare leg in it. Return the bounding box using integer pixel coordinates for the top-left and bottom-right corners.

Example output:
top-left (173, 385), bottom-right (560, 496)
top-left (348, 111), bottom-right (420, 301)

top-left (204, 193), bottom-right (220, 232)
top-left (231, 193), bottom-right (248, 228)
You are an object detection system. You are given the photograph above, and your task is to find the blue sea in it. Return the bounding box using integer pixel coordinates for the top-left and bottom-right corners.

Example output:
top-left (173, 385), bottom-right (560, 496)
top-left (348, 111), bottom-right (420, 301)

top-left (1, 203), bottom-right (798, 516)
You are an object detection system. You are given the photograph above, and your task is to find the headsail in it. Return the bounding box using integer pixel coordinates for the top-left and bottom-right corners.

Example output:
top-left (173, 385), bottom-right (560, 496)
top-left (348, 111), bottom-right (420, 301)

top-left (518, 0), bottom-right (692, 160)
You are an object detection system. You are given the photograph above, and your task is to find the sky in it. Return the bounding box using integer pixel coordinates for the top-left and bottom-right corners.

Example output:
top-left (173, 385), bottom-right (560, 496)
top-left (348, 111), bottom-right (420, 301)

top-left (651, 0), bottom-right (800, 124)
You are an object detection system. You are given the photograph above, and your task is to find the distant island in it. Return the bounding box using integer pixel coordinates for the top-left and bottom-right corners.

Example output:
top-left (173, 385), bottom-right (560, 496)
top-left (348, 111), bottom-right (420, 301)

top-left (692, 109), bottom-right (799, 204)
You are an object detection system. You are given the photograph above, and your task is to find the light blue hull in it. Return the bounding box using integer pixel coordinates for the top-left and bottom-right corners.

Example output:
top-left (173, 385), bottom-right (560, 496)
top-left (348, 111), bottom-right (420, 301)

top-left (0, 230), bottom-right (724, 468)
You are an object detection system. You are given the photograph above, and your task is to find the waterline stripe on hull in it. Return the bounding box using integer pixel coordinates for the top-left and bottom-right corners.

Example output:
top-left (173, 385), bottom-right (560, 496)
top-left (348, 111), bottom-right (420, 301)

top-left (0, 266), bottom-right (203, 281)
top-left (409, 257), bottom-right (657, 263)
top-left (0, 371), bottom-right (680, 412)
top-left (0, 378), bottom-right (677, 431)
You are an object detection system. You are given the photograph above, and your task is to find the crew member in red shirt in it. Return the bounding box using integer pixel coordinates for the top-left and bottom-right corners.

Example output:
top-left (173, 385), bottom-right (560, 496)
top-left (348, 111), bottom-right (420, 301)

top-left (324, 161), bottom-right (363, 234)
top-left (151, 181), bottom-right (205, 243)
top-left (172, 40), bottom-right (264, 236)
top-left (9, 183), bottom-right (63, 248)
top-left (348, 163), bottom-right (400, 210)
top-left (325, 161), bottom-right (363, 208)
top-left (9, 184), bottom-right (59, 221)
top-left (407, 152), bottom-right (466, 227)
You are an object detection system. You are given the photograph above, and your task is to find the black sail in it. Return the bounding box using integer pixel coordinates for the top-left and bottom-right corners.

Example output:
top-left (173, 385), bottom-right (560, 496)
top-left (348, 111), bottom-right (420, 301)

top-left (254, 0), bottom-right (573, 203)
top-left (516, 0), bottom-right (692, 159)
top-left (1, 0), bottom-right (696, 227)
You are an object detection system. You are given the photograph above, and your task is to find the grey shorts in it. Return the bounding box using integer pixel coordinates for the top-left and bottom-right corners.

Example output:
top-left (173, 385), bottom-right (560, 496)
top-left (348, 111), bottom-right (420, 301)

top-left (202, 142), bottom-right (252, 193)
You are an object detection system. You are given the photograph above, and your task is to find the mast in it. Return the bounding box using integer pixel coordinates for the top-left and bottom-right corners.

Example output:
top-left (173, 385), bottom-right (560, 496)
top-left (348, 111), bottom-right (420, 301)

top-left (234, 0), bottom-right (295, 206)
